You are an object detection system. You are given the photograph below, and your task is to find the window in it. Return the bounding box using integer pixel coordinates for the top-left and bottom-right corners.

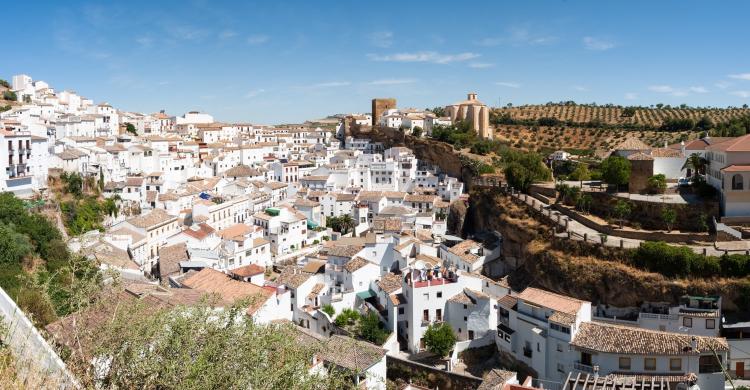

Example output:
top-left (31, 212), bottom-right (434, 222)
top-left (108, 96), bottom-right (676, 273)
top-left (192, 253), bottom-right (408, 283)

top-left (619, 357), bottom-right (631, 370)
top-left (469, 330), bottom-right (475, 340)
top-left (683, 317), bottom-right (693, 328)
top-left (733, 174), bottom-right (744, 190)
top-left (398, 307), bottom-right (404, 315)
top-left (670, 358), bottom-right (682, 371)
top-left (423, 309), bottom-right (429, 322)
top-left (423, 293), bottom-right (429, 300)
top-left (437, 292), bottom-right (442, 298)
top-left (706, 319), bottom-right (716, 329)
top-left (436, 309), bottom-right (442, 321)
top-left (557, 363), bottom-right (565, 373)
top-left (644, 358), bottom-right (656, 371)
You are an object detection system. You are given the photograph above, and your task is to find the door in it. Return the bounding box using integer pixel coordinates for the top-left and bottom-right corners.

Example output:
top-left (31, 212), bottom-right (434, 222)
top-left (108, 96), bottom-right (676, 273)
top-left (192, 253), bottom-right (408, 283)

top-left (581, 352), bottom-right (592, 366)
top-left (737, 362), bottom-right (745, 378)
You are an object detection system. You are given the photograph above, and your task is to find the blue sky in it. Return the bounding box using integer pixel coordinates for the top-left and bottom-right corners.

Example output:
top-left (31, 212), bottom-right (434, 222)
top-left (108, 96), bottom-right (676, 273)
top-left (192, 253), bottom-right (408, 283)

top-left (5, 1), bottom-right (750, 123)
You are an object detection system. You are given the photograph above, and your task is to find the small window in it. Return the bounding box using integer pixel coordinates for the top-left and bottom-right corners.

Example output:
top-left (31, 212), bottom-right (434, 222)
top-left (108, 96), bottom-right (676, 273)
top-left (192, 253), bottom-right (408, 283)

top-left (644, 358), bottom-right (656, 371)
top-left (706, 319), bottom-right (715, 329)
top-left (619, 357), bottom-right (631, 370)
top-left (670, 358), bottom-right (682, 371)
top-left (683, 317), bottom-right (693, 328)
top-left (398, 307), bottom-right (404, 315)
top-left (437, 292), bottom-right (442, 298)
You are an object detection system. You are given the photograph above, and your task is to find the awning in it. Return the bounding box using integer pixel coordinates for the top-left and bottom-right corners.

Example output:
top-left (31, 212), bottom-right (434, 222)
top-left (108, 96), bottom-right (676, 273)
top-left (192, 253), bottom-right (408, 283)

top-left (356, 290), bottom-right (376, 300)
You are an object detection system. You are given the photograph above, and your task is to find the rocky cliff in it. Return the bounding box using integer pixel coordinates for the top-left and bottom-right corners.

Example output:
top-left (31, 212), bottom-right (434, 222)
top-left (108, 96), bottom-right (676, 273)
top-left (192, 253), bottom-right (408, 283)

top-left (467, 188), bottom-right (750, 312)
top-left (350, 125), bottom-right (478, 189)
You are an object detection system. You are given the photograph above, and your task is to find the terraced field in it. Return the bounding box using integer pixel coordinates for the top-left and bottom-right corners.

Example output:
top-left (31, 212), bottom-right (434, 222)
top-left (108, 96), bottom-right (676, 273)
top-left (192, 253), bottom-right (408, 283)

top-left (496, 104), bottom-right (749, 127)
top-left (493, 124), bottom-right (700, 154)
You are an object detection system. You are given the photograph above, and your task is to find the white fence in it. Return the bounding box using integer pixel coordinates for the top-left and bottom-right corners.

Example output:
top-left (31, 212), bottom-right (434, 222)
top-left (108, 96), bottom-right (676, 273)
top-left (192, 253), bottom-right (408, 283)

top-left (0, 286), bottom-right (79, 388)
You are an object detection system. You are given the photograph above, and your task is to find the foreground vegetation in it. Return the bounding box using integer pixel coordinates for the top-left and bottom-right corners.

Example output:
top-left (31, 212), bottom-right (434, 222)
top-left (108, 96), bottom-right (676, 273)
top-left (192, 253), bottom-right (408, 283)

top-left (0, 192), bottom-right (100, 326)
top-left (57, 289), bottom-right (356, 389)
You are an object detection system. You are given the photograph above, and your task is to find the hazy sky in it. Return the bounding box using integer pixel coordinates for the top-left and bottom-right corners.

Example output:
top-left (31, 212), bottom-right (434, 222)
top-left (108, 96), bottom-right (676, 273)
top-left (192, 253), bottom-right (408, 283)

top-left (6, 1), bottom-right (750, 123)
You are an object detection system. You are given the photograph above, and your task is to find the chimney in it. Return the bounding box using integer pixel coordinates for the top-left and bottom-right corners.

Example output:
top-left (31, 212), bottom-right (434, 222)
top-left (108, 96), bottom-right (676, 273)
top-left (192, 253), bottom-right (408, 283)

top-left (468, 92), bottom-right (477, 101)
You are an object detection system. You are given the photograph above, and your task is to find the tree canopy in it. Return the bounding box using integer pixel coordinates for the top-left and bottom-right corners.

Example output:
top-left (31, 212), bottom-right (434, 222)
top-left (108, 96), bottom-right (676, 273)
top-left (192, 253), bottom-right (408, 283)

top-left (600, 156), bottom-right (631, 186)
top-left (422, 323), bottom-right (456, 357)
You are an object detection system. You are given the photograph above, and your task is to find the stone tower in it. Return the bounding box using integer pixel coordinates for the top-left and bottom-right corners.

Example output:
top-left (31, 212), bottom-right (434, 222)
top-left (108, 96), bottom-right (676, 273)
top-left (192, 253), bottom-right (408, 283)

top-left (371, 98), bottom-right (397, 127)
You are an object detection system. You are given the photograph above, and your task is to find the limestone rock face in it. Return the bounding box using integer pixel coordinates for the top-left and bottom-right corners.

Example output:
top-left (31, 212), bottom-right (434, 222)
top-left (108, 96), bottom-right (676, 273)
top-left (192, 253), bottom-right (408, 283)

top-left (446, 200), bottom-right (467, 235)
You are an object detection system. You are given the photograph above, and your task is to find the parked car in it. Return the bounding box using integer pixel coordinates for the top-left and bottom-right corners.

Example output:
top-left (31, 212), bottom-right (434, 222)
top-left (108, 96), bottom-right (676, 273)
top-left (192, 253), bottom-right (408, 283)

top-left (678, 177), bottom-right (691, 187)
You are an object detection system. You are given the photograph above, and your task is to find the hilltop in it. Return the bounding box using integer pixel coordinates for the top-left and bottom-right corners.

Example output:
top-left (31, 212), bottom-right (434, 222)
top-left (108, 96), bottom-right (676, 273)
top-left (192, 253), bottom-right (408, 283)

top-left (489, 103), bottom-right (750, 153)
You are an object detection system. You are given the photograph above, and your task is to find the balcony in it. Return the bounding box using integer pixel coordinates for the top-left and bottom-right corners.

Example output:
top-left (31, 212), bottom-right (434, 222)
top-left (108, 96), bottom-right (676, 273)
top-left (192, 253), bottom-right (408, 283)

top-left (574, 362), bottom-right (595, 373)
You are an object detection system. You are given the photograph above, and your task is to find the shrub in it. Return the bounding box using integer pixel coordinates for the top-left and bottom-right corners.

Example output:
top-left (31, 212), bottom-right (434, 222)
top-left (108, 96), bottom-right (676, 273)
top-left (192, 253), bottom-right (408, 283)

top-left (2, 91), bottom-right (16, 101)
top-left (358, 312), bottom-right (389, 345)
top-left (334, 308), bottom-right (360, 327)
top-left (423, 323), bottom-right (456, 357)
top-left (321, 304), bottom-right (335, 317)
top-left (647, 174), bottom-right (667, 194)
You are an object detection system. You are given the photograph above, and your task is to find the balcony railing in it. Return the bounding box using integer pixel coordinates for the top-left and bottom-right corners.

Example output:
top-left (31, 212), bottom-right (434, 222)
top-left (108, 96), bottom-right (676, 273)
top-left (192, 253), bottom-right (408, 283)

top-left (573, 362), bottom-right (595, 373)
top-left (639, 312), bottom-right (679, 321)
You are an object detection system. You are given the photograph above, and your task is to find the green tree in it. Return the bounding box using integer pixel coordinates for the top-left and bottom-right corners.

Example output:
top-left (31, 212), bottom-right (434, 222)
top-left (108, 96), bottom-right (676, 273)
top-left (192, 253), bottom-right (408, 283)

top-left (568, 163), bottom-right (591, 182)
top-left (328, 215), bottom-right (355, 235)
top-left (125, 122), bottom-right (138, 135)
top-left (98, 167), bottom-right (105, 191)
top-left (0, 79), bottom-right (9, 88)
top-left (600, 156), bottom-right (631, 188)
top-left (428, 107), bottom-right (446, 117)
top-left (2, 90), bottom-right (17, 101)
top-left (682, 153), bottom-right (707, 178)
top-left (411, 126), bottom-right (423, 138)
top-left (613, 200), bottom-right (632, 228)
top-left (357, 311), bottom-right (389, 345)
top-left (661, 207), bottom-right (677, 231)
top-left (60, 172), bottom-right (83, 197)
top-left (334, 308), bottom-right (360, 328)
top-left (0, 223), bottom-right (33, 264)
top-left (647, 174), bottom-right (667, 194)
top-left (576, 193), bottom-right (593, 214)
top-left (621, 107), bottom-right (637, 117)
top-left (422, 323), bottom-right (456, 357)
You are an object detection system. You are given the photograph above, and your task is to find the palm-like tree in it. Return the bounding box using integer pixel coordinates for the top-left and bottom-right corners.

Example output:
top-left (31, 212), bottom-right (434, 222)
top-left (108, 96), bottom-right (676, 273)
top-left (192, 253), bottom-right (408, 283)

top-left (682, 153), bottom-right (707, 178)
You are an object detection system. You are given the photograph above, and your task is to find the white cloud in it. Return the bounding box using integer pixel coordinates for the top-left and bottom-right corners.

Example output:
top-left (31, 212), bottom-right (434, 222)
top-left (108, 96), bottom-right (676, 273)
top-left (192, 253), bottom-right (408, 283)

top-left (368, 31), bottom-right (393, 48)
top-left (495, 82), bottom-right (521, 88)
top-left (624, 92), bottom-right (638, 100)
top-left (157, 80), bottom-right (170, 86)
top-left (583, 36), bottom-right (615, 51)
top-left (648, 85), bottom-right (675, 93)
top-left (135, 36), bottom-right (153, 48)
top-left (247, 34), bottom-right (270, 45)
top-left (310, 81), bottom-right (351, 88)
top-left (469, 62), bottom-right (494, 69)
top-left (219, 30), bottom-right (237, 40)
top-left (367, 51), bottom-right (479, 64)
top-left (729, 73), bottom-right (750, 81)
top-left (244, 88), bottom-right (265, 98)
top-left (366, 78), bottom-right (417, 85)
top-left (572, 85), bottom-right (589, 92)
top-left (649, 85), bottom-right (704, 97)
top-left (715, 81), bottom-right (732, 90)
top-left (476, 27), bottom-right (556, 47)
top-left (731, 91), bottom-right (750, 98)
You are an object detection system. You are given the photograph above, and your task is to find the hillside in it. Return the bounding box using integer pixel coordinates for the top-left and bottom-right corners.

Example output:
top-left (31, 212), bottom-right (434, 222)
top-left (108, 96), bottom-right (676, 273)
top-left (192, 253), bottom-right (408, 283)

top-left (495, 104), bottom-right (750, 128)
top-left (486, 104), bottom-right (750, 153)
top-left (492, 124), bottom-right (698, 153)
